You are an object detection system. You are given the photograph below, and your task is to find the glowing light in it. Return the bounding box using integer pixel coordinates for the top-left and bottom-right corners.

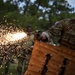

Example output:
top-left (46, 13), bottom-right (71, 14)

top-left (0, 31), bottom-right (27, 45)
top-left (6, 32), bottom-right (27, 41)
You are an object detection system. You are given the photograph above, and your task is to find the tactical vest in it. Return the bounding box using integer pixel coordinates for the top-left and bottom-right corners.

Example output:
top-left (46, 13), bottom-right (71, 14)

top-left (61, 28), bottom-right (75, 50)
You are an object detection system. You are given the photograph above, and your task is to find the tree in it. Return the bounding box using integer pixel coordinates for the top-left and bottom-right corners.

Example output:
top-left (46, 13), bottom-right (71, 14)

top-left (0, 0), bottom-right (18, 24)
top-left (47, 0), bottom-right (75, 25)
top-left (0, 0), bottom-right (75, 30)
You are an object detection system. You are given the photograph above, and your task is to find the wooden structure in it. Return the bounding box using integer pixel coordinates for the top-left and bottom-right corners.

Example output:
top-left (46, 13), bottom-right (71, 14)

top-left (24, 41), bottom-right (75, 75)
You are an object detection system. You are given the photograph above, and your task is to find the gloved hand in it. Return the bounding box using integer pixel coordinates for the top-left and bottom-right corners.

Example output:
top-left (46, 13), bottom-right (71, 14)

top-left (40, 32), bottom-right (49, 42)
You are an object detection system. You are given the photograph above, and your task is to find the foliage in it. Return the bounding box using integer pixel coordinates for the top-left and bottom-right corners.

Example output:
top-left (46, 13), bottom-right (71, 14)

top-left (0, 61), bottom-right (17, 75)
top-left (0, 0), bottom-right (75, 30)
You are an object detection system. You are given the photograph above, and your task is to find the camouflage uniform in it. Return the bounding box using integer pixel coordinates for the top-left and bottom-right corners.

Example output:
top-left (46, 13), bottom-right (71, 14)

top-left (41, 18), bottom-right (75, 47)
top-left (17, 33), bottom-right (34, 75)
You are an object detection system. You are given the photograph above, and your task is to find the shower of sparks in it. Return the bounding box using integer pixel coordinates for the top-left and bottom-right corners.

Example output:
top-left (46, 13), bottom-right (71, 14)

top-left (0, 31), bottom-right (27, 45)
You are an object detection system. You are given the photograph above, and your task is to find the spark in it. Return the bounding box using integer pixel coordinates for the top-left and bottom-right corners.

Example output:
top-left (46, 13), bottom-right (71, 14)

top-left (0, 31), bottom-right (27, 45)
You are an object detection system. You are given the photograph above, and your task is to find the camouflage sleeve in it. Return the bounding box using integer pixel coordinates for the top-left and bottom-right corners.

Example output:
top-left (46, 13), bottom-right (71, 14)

top-left (47, 21), bottom-right (63, 37)
top-left (41, 19), bottom-right (73, 44)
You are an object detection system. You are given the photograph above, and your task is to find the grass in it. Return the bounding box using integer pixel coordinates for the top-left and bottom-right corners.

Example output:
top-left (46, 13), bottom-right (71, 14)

top-left (0, 58), bottom-right (18, 75)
